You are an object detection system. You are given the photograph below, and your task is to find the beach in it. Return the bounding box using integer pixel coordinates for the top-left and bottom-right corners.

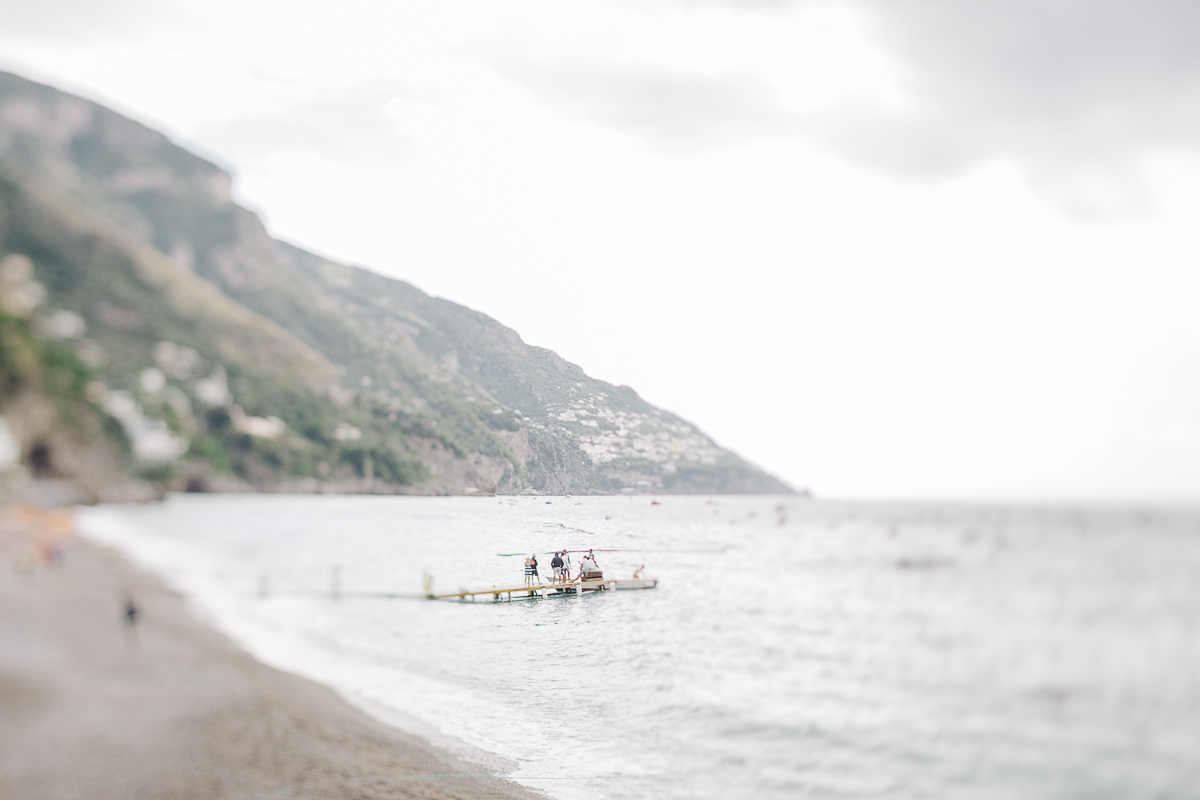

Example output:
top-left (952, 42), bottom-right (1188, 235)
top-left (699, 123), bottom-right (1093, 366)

top-left (0, 535), bottom-right (545, 800)
top-left (7, 495), bottom-right (1197, 800)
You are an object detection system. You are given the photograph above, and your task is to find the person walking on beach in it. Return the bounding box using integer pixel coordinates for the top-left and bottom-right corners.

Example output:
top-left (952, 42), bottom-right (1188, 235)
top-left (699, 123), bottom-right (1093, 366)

top-left (551, 551), bottom-right (564, 584)
top-left (123, 595), bottom-right (140, 651)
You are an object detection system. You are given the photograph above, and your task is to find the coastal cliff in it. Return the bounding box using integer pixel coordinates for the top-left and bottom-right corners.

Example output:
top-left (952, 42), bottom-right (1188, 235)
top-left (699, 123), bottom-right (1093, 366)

top-left (0, 71), bottom-right (791, 497)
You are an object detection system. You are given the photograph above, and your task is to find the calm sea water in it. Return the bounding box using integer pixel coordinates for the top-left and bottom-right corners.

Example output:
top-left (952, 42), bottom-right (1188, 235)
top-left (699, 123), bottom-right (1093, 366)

top-left (80, 495), bottom-right (1200, 799)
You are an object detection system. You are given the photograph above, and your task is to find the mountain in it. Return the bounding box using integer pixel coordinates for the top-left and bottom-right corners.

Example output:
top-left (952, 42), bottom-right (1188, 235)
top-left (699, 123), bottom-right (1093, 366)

top-left (0, 71), bottom-right (792, 496)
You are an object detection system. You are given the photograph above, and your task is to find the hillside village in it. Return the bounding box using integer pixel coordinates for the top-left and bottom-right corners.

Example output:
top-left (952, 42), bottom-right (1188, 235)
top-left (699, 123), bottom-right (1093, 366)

top-left (0, 70), bottom-right (792, 499)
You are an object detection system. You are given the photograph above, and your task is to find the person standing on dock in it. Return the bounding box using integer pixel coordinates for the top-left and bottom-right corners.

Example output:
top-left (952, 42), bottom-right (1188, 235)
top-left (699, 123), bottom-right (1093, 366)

top-left (529, 554), bottom-right (539, 585)
top-left (524, 556), bottom-right (533, 586)
top-left (579, 552), bottom-right (598, 580)
top-left (551, 551), bottom-right (564, 584)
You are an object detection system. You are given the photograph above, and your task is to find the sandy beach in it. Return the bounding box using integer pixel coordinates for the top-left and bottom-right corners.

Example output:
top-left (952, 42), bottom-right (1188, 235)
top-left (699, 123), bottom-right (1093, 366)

top-left (0, 536), bottom-right (546, 800)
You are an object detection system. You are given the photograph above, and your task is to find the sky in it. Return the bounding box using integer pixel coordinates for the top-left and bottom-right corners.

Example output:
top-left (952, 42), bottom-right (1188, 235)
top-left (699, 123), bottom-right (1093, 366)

top-left (2, 0), bottom-right (1199, 502)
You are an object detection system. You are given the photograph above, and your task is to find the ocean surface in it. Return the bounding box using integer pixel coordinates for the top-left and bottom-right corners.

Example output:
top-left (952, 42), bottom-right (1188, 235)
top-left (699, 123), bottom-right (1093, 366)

top-left (79, 494), bottom-right (1200, 799)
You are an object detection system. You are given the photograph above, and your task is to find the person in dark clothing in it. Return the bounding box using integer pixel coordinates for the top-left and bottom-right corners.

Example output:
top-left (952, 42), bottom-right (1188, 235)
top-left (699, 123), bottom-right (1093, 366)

top-left (123, 596), bottom-right (141, 651)
top-left (551, 551), bottom-right (564, 583)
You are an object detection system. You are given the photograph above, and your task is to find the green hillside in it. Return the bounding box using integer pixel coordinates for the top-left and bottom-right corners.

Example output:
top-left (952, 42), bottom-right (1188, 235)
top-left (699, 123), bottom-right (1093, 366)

top-left (0, 70), bottom-right (791, 495)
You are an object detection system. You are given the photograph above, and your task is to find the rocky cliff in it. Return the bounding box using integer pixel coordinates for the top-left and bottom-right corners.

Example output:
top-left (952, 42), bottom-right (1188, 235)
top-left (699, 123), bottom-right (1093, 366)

top-left (0, 71), bottom-right (791, 496)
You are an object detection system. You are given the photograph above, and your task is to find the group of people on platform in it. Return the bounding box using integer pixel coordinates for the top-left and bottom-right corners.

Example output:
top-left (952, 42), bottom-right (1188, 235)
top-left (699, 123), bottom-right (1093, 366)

top-left (523, 549), bottom-right (601, 586)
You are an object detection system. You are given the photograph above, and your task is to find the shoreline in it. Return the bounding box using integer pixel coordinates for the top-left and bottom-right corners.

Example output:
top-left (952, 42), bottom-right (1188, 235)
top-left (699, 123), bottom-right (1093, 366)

top-left (0, 536), bottom-right (547, 800)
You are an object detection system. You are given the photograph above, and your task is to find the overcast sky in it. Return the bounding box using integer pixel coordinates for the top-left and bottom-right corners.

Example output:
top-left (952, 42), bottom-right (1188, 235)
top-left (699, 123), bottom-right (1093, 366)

top-left (2, 0), bottom-right (1199, 501)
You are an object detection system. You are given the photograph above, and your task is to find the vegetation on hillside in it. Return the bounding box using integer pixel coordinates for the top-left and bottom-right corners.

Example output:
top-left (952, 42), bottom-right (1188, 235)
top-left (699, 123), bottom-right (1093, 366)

top-left (0, 70), bottom-right (792, 495)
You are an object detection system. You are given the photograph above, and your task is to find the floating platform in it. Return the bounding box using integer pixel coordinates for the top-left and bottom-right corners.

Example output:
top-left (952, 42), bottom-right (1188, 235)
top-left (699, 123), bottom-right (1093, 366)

top-left (430, 577), bottom-right (657, 602)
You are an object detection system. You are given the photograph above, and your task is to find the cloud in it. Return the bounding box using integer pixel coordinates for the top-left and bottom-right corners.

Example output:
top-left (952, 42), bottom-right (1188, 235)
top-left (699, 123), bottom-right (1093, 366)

top-left (199, 78), bottom-right (418, 167)
top-left (492, 56), bottom-right (797, 153)
top-left (683, 0), bottom-right (1200, 218)
top-left (0, 0), bottom-right (174, 43)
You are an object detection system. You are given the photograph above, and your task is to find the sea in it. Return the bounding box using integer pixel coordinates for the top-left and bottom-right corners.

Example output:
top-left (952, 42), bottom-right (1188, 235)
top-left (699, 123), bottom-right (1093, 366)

top-left (78, 494), bottom-right (1200, 800)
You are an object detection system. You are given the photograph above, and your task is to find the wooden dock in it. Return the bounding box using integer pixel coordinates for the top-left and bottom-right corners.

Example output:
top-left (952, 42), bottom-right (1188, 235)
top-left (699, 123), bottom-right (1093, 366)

top-left (431, 579), bottom-right (611, 602)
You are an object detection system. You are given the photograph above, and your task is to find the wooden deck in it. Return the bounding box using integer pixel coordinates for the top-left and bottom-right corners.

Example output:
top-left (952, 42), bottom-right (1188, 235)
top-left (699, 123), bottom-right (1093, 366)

top-left (431, 579), bottom-right (610, 601)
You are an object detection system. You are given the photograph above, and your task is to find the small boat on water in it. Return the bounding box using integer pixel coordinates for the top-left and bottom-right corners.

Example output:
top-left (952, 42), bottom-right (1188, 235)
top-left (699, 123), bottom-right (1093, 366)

top-left (609, 578), bottom-right (658, 590)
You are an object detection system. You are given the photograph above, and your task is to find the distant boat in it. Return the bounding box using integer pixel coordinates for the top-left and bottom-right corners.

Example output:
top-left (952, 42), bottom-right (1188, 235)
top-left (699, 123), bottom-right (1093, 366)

top-left (609, 578), bottom-right (658, 591)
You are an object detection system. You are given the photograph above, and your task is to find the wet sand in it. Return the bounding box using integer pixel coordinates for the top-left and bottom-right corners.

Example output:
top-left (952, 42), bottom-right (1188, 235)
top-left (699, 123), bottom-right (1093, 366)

top-left (0, 538), bottom-right (546, 800)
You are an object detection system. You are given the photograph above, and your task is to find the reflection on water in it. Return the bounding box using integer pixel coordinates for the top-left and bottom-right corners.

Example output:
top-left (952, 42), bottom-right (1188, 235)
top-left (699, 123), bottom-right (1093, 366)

top-left (82, 495), bottom-right (1200, 799)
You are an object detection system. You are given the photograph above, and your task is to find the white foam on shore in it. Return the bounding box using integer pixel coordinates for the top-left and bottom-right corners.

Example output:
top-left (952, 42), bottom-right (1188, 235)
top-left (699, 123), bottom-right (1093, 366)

top-left (76, 495), bottom-right (670, 799)
top-left (77, 505), bottom-right (546, 794)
